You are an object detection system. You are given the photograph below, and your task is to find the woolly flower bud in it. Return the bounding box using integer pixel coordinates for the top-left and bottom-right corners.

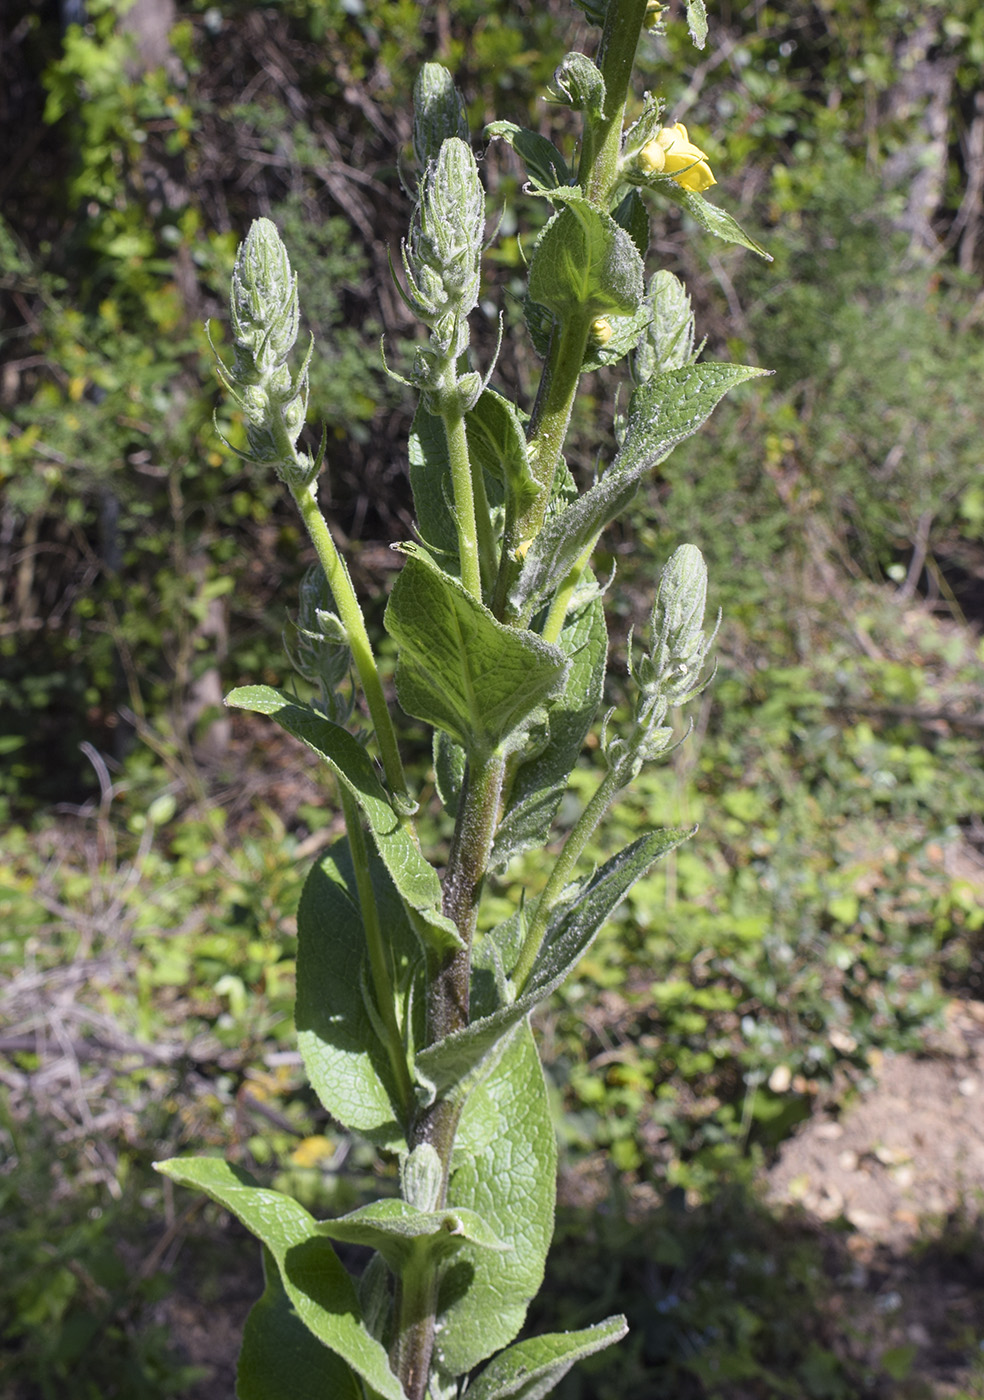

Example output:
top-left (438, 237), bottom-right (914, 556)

top-left (402, 137), bottom-right (485, 342)
top-left (644, 544), bottom-right (714, 706)
top-left (413, 63), bottom-right (469, 172)
top-left (218, 218), bottom-right (314, 481)
top-left (638, 123), bottom-right (716, 193)
top-left (230, 217), bottom-right (299, 378)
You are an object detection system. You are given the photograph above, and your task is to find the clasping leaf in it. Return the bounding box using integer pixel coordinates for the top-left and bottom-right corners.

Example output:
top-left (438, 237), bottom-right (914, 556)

top-left (385, 550), bottom-right (567, 758)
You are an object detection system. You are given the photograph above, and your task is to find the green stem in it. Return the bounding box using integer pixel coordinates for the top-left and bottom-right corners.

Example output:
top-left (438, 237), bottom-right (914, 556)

top-left (338, 786), bottom-right (414, 1117)
top-left (489, 310), bottom-right (592, 623)
top-left (511, 758), bottom-right (622, 994)
top-left (540, 536), bottom-right (598, 646)
top-left (525, 310), bottom-right (592, 526)
top-left (290, 482), bottom-right (409, 801)
top-left (391, 1246), bottom-right (442, 1400)
top-left (492, 5), bottom-right (649, 624)
top-left (579, 0), bottom-right (650, 208)
top-left (436, 373), bottom-right (483, 602)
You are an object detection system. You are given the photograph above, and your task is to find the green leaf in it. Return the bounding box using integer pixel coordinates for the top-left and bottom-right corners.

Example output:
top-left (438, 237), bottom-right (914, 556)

top-left (617, 361), bottom-right (771, 477)
top-left (385, 551), bottom-right (568, 757)
top-left (237, 1250), bottom-right (362, 1400)
top-left (466, 1316), bottom-right (629, 1400)
top-left (155, 1158), bottom-right (406, 1400)
top-left (435, 1022), bottom-right (556, 1376)
top-left (658, 182), bottom-right (770, 259)
top-left (433, 729), bottom-right (466, 816)
top-left (466, 390), bottom-right (538, 519)
top-left (572, 0), bottom-right (607, 24)
top-left (523, 296), bottom-right (555, 359)
top-left (409, 403), bottom-right (459, 559)
top-left (318, 1198), bottom-right (507, 1276)
top-left (492, 592), bottom-right (608, 867)
top-left (528, 206), bottom-right (644, 322)
top-left (612, 188), bottom-right (650, 262)
top-left (510, 362), bottom-right (769, 613)
top-left (410, 403), bottom-right (506, 563)
top-left (485, 121), bottom-right (571, 190)
top-left (296, 843), bottom-right (420, 1148)
top-left (416, 828), bottom-right (692, 1097)
top-left (686, 0), bottom-right (708, 48)
top-left (580, 303), bottom-right (651, 373)
top-left (225, 685), bottom-right (460, 953)
top-left (635, 270), bottom-right (697, 380)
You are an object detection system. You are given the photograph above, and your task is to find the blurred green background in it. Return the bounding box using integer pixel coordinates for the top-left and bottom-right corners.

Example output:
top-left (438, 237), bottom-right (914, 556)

top-left (2, 0), bottom-right (984, 1395)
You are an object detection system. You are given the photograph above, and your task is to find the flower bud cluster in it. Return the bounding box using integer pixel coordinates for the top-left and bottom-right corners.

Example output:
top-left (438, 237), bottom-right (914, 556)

top-left (604, 544), bottom-right (716, 776)
top-left (400, 136), bottom-right (485, 382)
top-left (283, 563), bottom-right (354, 724)
top-left (214, 218), bottom-right (315, 488)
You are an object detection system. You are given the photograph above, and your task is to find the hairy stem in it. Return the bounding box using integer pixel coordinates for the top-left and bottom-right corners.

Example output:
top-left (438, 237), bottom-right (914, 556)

top-left (511, 759), bottom-right (623, 993)
top-left (579, 0), bottom-right (650, 207)
top-left (290, 483), bottom-right (409, 801)
top-left (436, 372), bottom-right (484, 601)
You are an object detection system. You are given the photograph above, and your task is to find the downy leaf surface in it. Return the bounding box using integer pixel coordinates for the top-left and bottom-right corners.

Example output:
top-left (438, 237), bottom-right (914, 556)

top-left (296, 843), bottom-right (420, 1148)
top-left (485, 121), bottom-right (571, 190)
top-left (528, 205), bottom-right (644, 321)
top-left (155, 1158), bottom-right (406, 1400)
top-left (511, 362), bottom-right (768, 613)
top-left (385, 552), bottom-right (567, 757)
top-left (416, 828), bottom-right (692, 1097)
top-left (465, 1316), bottom-right (629, 1400)
top-left (318, 1198), bottom-right (506, 1275)
top-left (492, 591), bottom-right (608, 867)
top-left (658, 181), bottom-right (770, 259)
top-left (237, 1249), bottom-right (362, 1400)
top-left (435, 1022), bottom-right (555, 1376)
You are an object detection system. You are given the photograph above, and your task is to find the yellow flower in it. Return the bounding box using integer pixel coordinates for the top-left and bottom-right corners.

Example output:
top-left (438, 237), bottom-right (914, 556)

top-left (638, 123), bottom-right (716, 194)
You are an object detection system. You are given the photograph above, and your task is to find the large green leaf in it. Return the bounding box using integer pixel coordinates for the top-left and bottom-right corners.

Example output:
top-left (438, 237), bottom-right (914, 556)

top-left (528, 205), bottom-right (644, 321)
top-left (237, 1249), bottom-right (362, 1400)
top-left (155, 1158), bottom-right (406, 1400)
top-left (296, 843), bottom-right (420, 1148)
top-left (466, 1317), bottom-right (629, 1400)
top-left (435, 1022), bottom-right (555, 1376)
top-left (385, 551), bottom-right (567, 757)
top-left (416, 828), bottom-right (692, 1098)
top-left (318, 1198), bottom-right (506, 1276)
top-left (225, 685), bottom-right (460, 953)
top-left (492, 591), bottom-right (607, 867)
top-left (617, 361), bottom-right (771, 477)
top-left (409, 403), bottom-right (506, 563)
top-left (510, 362), bottom-right (768, 613)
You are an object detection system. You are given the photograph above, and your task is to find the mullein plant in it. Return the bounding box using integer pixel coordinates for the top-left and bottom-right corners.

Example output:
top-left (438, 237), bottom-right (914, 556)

top-left (157, 1), bottom-right (769, 1396)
